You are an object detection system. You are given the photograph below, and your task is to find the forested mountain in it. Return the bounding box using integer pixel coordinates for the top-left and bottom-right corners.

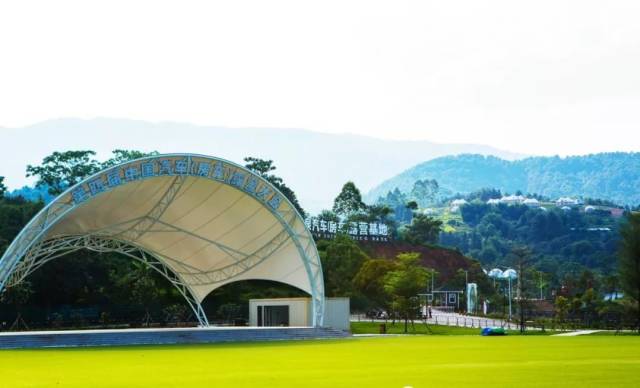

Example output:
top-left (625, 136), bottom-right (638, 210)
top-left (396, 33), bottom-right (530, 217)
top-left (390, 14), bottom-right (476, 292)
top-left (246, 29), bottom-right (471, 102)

top-left (367, 153), bottom-right (640, 206)
top-left (1, 118), bottom-right (522, 213)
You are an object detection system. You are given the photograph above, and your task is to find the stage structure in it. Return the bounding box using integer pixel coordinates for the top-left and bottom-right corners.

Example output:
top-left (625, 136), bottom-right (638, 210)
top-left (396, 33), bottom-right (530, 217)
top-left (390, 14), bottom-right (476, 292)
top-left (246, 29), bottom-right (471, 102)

top-left (0, 154), bottom-right (324, 327)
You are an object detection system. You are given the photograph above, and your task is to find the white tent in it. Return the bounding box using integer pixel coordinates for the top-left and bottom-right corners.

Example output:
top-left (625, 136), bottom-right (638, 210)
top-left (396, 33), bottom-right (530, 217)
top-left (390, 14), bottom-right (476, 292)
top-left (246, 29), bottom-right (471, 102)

top-left (0, 154), bottom-right (324, 327)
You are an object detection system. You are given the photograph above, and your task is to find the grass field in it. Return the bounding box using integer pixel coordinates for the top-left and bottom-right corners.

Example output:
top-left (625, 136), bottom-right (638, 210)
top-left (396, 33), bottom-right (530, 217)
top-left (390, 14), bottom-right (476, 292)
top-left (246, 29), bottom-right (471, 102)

top-left (1, 336), bottom-right (639, 387)
top-left (350, 321), bottom-right (556, 335)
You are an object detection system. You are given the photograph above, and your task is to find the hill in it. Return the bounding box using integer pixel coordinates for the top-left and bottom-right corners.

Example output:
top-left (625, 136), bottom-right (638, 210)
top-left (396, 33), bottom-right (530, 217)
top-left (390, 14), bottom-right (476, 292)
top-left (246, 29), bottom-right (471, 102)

top-left (0, 118), bottom-right (522, 214)
top-left (366, 153), bottom-right (640, 206)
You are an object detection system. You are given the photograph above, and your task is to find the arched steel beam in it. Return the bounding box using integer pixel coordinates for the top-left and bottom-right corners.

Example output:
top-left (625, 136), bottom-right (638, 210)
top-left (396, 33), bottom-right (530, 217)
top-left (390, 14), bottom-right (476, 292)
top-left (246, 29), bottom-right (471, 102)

top-left (0, 154), bottom-right (324, 326)
top-left (5, 234), bottom-right (209, 326)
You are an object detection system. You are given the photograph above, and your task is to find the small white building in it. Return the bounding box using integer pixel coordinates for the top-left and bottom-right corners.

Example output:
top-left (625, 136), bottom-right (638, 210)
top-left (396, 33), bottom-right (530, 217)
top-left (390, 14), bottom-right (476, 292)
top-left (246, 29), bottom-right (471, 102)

top-left (450, 199), bottom-right (467, 212)
top-left (523, 198), bottom-right (540, 207)
top-left (249, 297), bottom-right (350, 331)
top-left (499, 195), bottom-right (526, 205)
top-left (556, 197), bottom-right (581, 207)
top-left (486, 198), bottom-right (501, 205)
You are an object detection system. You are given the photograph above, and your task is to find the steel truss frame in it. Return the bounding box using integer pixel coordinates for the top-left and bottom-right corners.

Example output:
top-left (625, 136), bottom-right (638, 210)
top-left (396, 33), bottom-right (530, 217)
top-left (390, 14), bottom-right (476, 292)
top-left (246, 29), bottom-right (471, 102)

top-left (0, 154), bottom-right (325, 327)
top-left (8, 235), bottom-right (209, 326)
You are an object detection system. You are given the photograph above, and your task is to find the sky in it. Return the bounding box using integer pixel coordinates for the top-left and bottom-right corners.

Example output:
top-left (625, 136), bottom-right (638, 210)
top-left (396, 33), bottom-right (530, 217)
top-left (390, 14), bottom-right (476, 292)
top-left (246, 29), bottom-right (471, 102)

top-left (1, 0), bottom-right (640, 156)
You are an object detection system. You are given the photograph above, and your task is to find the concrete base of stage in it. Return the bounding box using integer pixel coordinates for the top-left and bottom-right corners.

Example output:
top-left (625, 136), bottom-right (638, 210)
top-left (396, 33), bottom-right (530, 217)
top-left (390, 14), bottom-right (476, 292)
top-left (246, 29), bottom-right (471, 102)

top-left (0, 326), bottom-right (350, 349)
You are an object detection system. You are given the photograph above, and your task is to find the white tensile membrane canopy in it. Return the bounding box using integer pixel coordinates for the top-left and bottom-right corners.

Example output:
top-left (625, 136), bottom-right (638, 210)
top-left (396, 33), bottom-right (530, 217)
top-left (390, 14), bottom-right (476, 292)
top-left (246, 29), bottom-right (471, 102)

top-left (0, 154), bottom-right (324, 327)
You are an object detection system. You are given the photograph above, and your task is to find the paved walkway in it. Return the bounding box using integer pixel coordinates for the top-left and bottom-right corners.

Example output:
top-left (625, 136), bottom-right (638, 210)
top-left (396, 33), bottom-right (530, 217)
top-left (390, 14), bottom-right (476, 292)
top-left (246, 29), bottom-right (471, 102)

top-left (552, 330), bottom-right (603, 336)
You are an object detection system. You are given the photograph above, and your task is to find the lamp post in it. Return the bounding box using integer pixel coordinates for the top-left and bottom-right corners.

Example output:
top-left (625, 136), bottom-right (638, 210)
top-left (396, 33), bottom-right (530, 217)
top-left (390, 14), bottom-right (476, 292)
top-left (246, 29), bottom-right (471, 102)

top-left (490, 268), bottom-right (516, 321)
top-left (508, 276), bottom-right (512, 320)
top-left (502, 269), bottom-right (517, 322)
top-left (464, 269), bottom-right (469, 313)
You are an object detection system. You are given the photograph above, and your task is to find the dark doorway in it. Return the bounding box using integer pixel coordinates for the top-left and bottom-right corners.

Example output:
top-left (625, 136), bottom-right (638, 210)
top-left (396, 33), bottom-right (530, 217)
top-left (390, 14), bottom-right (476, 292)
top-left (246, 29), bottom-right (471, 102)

top-left (262, 305), bottom-right (289, 326)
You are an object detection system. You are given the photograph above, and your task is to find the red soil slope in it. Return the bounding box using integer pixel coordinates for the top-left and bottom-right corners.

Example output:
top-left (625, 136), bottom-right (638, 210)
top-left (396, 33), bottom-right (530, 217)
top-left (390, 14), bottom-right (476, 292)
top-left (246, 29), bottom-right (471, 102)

top-left (358, 241), bottom-right (477, 284)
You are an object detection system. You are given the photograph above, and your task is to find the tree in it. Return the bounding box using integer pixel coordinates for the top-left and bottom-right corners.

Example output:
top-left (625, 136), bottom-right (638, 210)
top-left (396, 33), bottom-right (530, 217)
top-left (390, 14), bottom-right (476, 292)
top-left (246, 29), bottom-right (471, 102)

top-left (25, 149), bottom-right (161, 197)
top-left (555, 296), bottom-right (570, 327)
top-left (410, 179), bottom-right (439, 208)
top-left (354, 259), bottom-right (397, 309)
top-left (243, 157), bottom-right (278, 178)
top-left (114, 262), bottom-right (161, 326)
top-left (581, 288), bottom-right (598, 327)
top-left (1, 281), bottom-right (34, 330)
top-left (459, 203), bottom-right (491, 226)
top-left (377, 188), bottom-right (407, 209)
top-left (101, 149), bottom-right (159, 168)
top-left (404, 213), bottom-right (443, 245)
top-left (244, 157), bottom-right (306, 217)
top-left (333, 181), bottom-right (367, 217)
top-left (318, 234), bottom-right (369, 298)
top-left (511, 246), bottom-right (531, 333)
top-left (406, 201), bottom-right (418, 211)
top-left (364, 204), bottom-right (397, 237)
top-left (318, 209), bottom-right (340, 223)
top-left (0, 176), bottom-right (6, 197)
top-left (466, 187), bottom-right (502, 202)
top-left (618, 212), bottom-right (640, 333)
top-left (383, 253), bottom-right (431, 333)
top-left (26, 151), bottom-right (101, 195)
top-left (376, 188), bottom-right (413, 224)
top-left (365, 204), bottom-right (393, 223)
top-left (216, 303), bottom-right (241, 323)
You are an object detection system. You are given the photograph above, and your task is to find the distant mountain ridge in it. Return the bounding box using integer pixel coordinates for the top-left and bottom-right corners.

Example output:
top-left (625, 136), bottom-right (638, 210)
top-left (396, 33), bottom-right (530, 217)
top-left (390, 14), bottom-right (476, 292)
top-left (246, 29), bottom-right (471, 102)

top-left (1, 118), bottom-right (523, 213)
top-left (366, 153), bottom-right (640, 206)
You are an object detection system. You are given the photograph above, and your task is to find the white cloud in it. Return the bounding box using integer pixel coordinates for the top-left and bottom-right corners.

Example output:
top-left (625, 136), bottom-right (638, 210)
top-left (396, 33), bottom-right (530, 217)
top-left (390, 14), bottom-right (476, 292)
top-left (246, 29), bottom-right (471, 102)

top-left (1, 0), bottom-right (639, 155)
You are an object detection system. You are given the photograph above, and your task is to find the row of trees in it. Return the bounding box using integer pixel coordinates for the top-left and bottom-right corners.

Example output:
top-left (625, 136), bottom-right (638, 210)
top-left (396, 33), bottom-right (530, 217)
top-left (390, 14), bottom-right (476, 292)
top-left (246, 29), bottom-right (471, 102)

top-left (328, 181), bottom-right (444, 245)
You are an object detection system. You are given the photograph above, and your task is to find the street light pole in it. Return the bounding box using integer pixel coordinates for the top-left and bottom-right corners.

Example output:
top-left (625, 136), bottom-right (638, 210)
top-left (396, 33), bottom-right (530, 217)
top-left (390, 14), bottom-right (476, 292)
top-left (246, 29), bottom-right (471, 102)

top-left (508, 277), bottom-right (513, 320)
top-left (464, 269), bottom-right (469, 313)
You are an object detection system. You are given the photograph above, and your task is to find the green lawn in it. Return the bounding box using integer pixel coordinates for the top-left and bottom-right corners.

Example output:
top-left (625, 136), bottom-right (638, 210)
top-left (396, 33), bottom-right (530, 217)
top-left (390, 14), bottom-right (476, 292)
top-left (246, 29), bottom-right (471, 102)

top-left (350, 321), bottom-right (557, 335)
top-left (1, 336), bottom-right (639, 387)
top-left (352, 321), bottom-right (485, 335)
